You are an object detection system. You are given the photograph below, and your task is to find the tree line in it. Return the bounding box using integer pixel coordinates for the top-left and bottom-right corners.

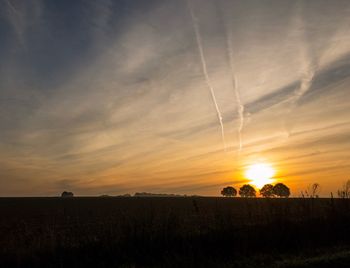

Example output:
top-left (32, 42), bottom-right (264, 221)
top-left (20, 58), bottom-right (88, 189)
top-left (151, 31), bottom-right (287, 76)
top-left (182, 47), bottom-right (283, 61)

top-left (222, 180), bottom-right (350, 198)
top-left (221, 183), bottom-right (290, 198)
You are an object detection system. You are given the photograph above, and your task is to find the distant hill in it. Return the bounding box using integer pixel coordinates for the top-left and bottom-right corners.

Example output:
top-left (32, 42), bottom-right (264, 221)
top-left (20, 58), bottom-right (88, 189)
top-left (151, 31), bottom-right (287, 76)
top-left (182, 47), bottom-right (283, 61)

top-left (99, 194), bottom-right (131, 198)
top-left (134, 192), bottom-right (189, 197)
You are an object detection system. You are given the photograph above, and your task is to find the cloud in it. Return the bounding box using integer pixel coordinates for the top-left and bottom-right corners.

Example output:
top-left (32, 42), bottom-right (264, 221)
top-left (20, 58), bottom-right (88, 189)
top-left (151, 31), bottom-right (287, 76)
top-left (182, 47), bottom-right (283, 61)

top-left (0, 0), bottom-right (350, 196)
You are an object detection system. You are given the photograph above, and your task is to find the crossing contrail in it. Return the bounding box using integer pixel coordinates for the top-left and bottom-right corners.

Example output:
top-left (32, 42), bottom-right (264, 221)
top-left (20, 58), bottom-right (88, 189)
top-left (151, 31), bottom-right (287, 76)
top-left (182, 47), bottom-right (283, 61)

top-left (226, 29), bottom-right (244, 152)
top-left (187, 0), bottom-right (226, 150)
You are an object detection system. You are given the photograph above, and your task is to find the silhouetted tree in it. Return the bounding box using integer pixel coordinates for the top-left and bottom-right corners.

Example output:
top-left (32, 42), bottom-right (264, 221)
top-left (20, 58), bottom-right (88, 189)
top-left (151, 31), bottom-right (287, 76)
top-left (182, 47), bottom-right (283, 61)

top-left (260, 184), bottom-right (274, 197)
top-left (61, 191), bottom-right (74, 198)
top-left (273, 183), bottom-right (290, 198)
top-left (338, 180), bottom-right (350, 198)
top-left (239, 184), bottom-right (256, 198)
top-left (221, 186), bottom-right (237, 197)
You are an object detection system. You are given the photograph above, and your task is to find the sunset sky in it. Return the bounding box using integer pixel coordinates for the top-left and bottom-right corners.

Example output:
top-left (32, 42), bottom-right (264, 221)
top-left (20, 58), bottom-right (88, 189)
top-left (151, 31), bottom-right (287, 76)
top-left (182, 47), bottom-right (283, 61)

top-left (1, 0), bottom-right (350, 196)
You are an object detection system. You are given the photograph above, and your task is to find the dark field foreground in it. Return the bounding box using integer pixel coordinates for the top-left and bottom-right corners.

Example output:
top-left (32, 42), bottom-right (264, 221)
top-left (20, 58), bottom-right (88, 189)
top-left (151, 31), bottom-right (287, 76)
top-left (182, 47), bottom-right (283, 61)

top-left (1, 197), bottom-right (350, 267)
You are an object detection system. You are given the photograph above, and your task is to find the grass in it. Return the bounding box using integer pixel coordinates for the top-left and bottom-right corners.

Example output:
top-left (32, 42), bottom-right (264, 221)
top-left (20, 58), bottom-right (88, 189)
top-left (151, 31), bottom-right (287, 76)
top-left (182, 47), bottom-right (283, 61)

top-left (0, 197), bottom-right (350, 267)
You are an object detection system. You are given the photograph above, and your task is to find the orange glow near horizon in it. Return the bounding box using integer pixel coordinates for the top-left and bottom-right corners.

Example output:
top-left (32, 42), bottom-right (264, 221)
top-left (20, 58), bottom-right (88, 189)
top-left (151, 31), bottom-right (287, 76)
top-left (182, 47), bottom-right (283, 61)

top-left (245, 163), bottom-right (276, 189)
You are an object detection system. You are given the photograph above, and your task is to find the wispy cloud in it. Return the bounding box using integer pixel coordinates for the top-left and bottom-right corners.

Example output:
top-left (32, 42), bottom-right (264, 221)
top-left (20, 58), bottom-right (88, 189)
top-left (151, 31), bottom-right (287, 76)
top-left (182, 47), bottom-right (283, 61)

top-left (0, 0), bottom-right (350, 196)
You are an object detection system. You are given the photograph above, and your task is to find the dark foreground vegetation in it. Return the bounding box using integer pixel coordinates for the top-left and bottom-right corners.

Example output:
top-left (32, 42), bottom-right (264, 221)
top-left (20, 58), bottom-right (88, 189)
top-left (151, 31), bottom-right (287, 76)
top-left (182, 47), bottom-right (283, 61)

top-left (1, 197), bottom-right (350, 267)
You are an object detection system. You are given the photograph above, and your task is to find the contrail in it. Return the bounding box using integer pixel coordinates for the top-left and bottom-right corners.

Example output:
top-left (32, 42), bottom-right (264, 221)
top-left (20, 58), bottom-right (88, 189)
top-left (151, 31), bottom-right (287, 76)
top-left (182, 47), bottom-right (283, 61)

top-left (292, 63), bottom-right (315, 103)
top-left (187, 0), bottom-right (227, 150)
top-left (285, 1), bottom-right (318, 134)
top-left (5, 0), bottom-right (26, 48)
top-left (290, 1), bottom-right (318, 106)
top-left (226, 29), bottom-right (244, 152)
top-left (5, 0), bottom-right (18, 14)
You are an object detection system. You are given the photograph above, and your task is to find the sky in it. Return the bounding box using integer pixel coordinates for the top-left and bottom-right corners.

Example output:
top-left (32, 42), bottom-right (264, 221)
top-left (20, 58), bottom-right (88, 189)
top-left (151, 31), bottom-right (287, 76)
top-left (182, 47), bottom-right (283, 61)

top-left (1, 0), bottom-right (350, 197)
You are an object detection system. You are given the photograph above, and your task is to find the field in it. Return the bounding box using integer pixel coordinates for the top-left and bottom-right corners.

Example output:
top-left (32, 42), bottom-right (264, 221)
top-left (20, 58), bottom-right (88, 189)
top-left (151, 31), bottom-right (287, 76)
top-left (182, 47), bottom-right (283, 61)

top-left (1, 197), bottom-right (350, 267)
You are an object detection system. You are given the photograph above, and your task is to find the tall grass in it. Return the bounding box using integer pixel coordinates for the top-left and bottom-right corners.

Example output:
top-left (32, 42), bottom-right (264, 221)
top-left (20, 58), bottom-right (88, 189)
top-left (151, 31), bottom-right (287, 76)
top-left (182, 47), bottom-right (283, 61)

top-left (1, 197), bottom-right (350, 267)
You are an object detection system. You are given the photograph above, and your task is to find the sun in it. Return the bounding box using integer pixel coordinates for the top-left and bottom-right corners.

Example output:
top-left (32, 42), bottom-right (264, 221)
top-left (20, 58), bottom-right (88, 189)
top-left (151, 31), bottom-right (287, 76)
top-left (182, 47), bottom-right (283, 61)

top-left (245, 163), bottom-right (275, 189)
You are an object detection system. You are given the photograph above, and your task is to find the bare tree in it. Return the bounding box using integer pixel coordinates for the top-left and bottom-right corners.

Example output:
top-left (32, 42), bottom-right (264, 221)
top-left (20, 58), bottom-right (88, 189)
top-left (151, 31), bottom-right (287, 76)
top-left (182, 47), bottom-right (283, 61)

top-left (304, 183), bottom-right (321, 198)
top-left (338, 180), bottom-right (350, 198)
